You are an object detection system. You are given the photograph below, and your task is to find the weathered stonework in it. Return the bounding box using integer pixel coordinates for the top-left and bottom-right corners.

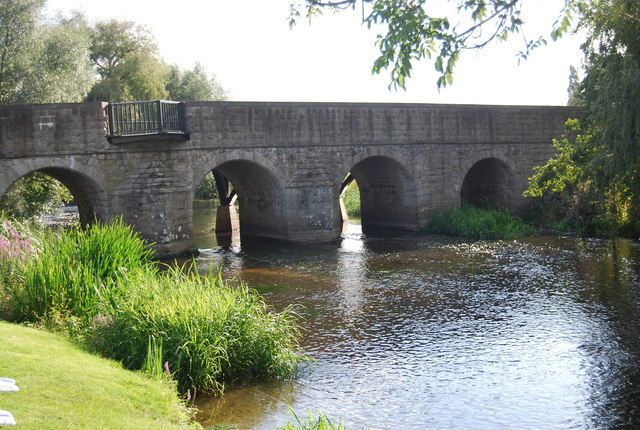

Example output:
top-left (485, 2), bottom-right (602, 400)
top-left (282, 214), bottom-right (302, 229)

top-left (0, 101), bottom-right (581, 257)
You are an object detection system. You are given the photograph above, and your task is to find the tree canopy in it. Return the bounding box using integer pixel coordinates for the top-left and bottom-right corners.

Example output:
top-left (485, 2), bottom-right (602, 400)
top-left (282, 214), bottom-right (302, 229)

top-left (167, 63), bottom-right (227, 101)
top-left (0, 0), bottom-right (94, 104)
top-left (291, 0), bottom-right (576, 89)
top-left (526, 1), bottom-right (640, 235)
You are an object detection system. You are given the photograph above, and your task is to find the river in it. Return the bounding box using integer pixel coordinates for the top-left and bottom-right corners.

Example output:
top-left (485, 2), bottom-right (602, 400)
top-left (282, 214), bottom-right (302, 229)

top-left (192, 200), bottom-right (640, 429)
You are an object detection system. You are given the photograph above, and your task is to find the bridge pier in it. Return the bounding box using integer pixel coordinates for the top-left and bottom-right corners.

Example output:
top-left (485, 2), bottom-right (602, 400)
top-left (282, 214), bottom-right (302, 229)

top-left (215, 205), bottom-right (240, 235)
top-left (111, 160), bottom-right (194, 258)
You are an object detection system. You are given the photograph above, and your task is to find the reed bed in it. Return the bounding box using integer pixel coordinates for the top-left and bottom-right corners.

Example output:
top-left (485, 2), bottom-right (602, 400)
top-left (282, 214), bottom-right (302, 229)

top-left (0, 218), bottom-right (304, 396)
top-left (424, 206), bottom-right (535, 240)
top-left (4, 219), bottom-right (153, 322)
top-left (94, 267), bottom-right (302, 395)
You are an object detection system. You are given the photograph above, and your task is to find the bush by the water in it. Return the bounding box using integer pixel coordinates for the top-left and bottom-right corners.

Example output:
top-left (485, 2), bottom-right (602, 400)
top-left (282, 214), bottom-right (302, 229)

top-left (0, 219), bottom-right (304, 396)
top-left (424, 206), bottom-right (535, 240)
top-left (94, 267), bottom-right (302, 394)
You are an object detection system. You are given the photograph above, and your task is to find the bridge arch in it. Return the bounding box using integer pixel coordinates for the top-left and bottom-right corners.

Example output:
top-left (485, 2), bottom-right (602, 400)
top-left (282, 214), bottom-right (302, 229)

top-left (193, 154), bottom-right (288, 242)
top-left (338, 152), bottom-right (418, 232)
top-left (1, 162), bottom-right (108, 226)
top-left (459, 156), bottom-right (517, 209)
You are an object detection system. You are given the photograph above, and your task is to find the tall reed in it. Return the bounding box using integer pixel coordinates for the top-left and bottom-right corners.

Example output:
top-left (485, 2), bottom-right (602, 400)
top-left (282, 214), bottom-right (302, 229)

top-left (424, 206), bottom-right (535, 240)
top-left (1, 218), bottom-right (305, 396)
top-left (6, 219), bottom-right (154, 322)
top-left (280, 409), bottom-right (348, 430)
top-left (93, 267), bottom-right (304, 395)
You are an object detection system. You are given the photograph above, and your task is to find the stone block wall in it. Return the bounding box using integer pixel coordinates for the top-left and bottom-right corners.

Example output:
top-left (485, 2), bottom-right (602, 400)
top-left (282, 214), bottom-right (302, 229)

top-left (0, 101), bottom-right (581, 256)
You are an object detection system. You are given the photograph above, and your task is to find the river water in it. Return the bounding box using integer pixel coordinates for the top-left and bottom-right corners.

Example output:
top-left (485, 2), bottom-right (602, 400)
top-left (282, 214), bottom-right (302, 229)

top-left (192, 201), bottom-right (640, 429)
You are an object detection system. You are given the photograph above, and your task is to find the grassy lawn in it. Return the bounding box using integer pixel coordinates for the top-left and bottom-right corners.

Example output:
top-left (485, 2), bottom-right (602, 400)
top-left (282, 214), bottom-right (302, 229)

top-left (0, 321), bottom-right (195, 430)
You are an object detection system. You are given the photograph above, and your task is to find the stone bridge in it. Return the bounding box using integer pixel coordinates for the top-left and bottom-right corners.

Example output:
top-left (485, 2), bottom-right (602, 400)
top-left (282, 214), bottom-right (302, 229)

top-left (0, 101), bottom-right (581, 256)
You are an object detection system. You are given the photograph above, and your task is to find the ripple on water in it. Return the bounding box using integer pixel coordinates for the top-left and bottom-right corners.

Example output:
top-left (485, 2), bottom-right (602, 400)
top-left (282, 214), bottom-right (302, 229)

top-left (194, 229), bottom-right (640, 430)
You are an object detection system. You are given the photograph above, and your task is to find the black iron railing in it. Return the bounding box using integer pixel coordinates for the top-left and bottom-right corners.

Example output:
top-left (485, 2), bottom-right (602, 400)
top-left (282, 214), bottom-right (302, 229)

top-left (106, 100), bottom-right (187, 140)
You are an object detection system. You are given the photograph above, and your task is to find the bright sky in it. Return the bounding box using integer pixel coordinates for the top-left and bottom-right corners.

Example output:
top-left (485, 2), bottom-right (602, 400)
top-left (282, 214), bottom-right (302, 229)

top-left (45, 0), bottom-right (584, 105)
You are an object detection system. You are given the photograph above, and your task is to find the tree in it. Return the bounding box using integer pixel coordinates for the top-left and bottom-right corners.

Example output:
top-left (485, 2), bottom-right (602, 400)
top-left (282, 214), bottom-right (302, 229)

top-left (166, 63), bottom-right (227, 101)
top-left (0, 0), bottom-right (45, 103)
top-left (18, 12), bottom-right (95, 103)
top-left (291, 0), bottom-right (576, 88)
top-left (89, 20), bottom-right (156, 79)
top-left (566, 65), bottom-right (583, 106)
top-left (0, 3), bottom-right (94, 104)
top-left (87, 19), bottom-right (168, 101)
top-left (86, 20), bottom-right (227, 102)
top-left (87, 52), bottom-right (169, 101)
top-left (526, 1), bottom-right (640, 236)
top-left (0, 173), bottom-right (72, 220)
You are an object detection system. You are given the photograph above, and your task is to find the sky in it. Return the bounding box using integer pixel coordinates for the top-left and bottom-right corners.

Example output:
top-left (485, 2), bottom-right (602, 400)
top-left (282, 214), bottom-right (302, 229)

top-left (45, 0), bottom-right (584, 105)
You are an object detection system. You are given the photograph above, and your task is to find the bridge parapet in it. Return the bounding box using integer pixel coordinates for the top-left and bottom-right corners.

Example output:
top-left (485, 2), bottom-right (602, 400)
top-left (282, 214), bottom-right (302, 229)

top-left (184, 102), bottom-right (582, 149)
top-left (106, 100), bottom-right (189, 144)
top-left (0, 102), bottom-right (107, 158)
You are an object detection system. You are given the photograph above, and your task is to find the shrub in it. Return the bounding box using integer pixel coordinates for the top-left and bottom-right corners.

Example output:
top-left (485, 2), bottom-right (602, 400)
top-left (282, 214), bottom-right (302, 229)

top-left (424, 206), bottom-right (535, 240)
top-left (93, 267), bottom-right (304, 395)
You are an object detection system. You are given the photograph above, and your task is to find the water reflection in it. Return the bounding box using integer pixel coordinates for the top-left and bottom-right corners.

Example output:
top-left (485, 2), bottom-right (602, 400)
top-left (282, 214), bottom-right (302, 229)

top-left (191, 205), bottom-right (640, 429)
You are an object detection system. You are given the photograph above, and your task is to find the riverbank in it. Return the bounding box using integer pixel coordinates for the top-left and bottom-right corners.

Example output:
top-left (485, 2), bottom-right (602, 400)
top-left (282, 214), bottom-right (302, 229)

top-left (0, 321), bottom-right (195, 429)
top-left (0, 219), bottom-right (304, 400)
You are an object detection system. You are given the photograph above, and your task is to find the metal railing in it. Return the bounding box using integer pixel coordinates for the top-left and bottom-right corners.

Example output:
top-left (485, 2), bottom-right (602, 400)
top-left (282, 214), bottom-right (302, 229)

top-left (106, 100), bottom-right (187, 138)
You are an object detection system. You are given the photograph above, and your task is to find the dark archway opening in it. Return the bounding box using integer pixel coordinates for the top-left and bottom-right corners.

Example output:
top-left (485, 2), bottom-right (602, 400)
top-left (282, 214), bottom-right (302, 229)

top-left (0, 168), bottom-right (105, 226)
top-left (460, 158), bottom-right (515, 209)
top-left (192, 160), bottom-right (287, 249)
top-left (343, 156), bottom-right (417, 233)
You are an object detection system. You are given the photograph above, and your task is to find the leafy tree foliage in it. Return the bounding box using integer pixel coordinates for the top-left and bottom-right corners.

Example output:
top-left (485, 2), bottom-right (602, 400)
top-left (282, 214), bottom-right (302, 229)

top-left (87, 52), bottom-right (169, 101)
top-left (86, 20), bottom-right (168, 101)
top-left (166, 63), bottom-right (227, 101)
top-left (0, 173), bottom-right (72, 219)
top-left (291, 0), bottom-right (576, 88)
top-left (526, 1), bottom-right (640, 236)
top-left (0, 0), bottom-right (93, 104)
top-left (86, 20), bottom-right (226, 102)
top-left (89, 20), bottom-right (156, 79)
top-left (0, 0), bottom-right (44, 104)
top-left (19, 12), bottom-right (95, 103)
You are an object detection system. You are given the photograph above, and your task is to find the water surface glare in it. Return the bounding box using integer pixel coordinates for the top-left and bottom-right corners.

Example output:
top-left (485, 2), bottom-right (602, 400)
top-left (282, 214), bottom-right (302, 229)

top-left (194, 221), bottom-right (640, 429)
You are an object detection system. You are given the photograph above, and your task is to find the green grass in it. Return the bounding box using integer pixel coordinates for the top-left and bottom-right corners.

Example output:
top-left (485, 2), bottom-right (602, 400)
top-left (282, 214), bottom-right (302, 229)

top-left (93, 267), bottom-right (303, 395)
top-left (0, 219), bottom-right (305, 397)
top-left (0, 321), bottom-right (196, 430)
top-left (424, 206), bottom-right (535, 240)
top-left (342, 181), bottom-right (360, 219)
top-left (5, 219), bottom-right (154, 322)
top-left (280, 410), bottom-right (348, 430)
